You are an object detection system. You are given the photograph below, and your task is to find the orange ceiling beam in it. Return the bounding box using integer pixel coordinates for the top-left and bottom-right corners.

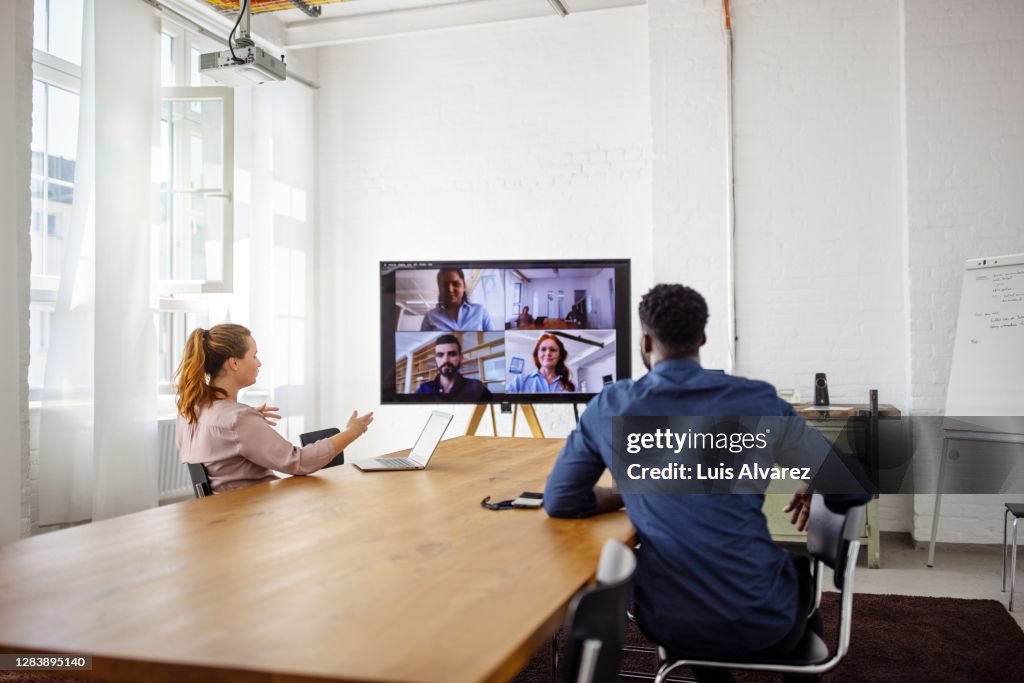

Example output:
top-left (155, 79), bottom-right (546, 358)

top-left (202, 0), bottom-right (355, 14)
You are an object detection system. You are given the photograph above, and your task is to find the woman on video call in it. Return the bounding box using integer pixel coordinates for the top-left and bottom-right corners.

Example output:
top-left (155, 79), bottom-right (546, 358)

top-left (175, 323), bottom-right (374, 493)
top-left (420, 267), bottom-right (495, 332)
top-left (505, 333), bottom-right (576, 393)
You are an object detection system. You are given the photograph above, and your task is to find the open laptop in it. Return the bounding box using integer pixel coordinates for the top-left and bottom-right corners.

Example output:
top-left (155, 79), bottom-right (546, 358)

top-left (353, 410), bottom-right (454, 471)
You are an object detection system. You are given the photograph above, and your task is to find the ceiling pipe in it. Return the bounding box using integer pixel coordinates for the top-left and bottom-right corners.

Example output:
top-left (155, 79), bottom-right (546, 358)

top-left (547, 0), bottom-right (569, 18)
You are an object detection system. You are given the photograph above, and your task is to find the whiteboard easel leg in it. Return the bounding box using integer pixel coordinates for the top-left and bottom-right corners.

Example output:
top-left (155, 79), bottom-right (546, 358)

top-left (927, 437), bottom-right (951, 568)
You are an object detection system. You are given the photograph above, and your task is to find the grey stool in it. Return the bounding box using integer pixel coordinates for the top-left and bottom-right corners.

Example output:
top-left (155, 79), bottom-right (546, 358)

top-left (1002, 503), bottom-right (1024, 611)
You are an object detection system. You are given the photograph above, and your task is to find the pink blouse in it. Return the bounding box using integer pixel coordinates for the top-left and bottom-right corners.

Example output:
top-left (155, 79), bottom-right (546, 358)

top-left (176, 399), bottom-right (336, 493)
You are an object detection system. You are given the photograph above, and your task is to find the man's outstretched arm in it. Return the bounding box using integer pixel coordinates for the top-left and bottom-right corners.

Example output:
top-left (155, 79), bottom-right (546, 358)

top-left (544, 400), bottom-right (622, 518)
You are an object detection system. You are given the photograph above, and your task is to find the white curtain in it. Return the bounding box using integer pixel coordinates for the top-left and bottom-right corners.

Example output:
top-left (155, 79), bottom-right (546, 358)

top-left (231, 82), bottom-right (318, 440)
top-left (39, 0), bottom-right (159, 525)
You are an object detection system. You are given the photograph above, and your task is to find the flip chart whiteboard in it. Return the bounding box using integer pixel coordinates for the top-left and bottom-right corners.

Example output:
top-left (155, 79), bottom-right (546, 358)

top-left (944, 253), bottom-right (1024, 430)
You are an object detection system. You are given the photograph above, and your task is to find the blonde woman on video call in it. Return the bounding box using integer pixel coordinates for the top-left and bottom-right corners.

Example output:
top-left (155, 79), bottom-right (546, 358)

top-left (175, 324), bottom-right (374, 493)
top-left (505, 333), bottom-right (576, 393)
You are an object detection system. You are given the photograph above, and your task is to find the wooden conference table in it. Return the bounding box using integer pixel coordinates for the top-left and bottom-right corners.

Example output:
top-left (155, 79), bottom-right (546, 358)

top-left (0, 436), bottom-right (634, 683)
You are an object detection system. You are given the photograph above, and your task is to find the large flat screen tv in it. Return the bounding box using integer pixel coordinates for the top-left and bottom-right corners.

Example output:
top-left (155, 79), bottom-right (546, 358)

top-left (381, 259), bottom-right (631, 404)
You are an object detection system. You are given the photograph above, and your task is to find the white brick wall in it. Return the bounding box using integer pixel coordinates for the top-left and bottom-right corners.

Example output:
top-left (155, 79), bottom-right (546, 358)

top-left (28, 407), bottom-right (40, 535)
top-left (730, 0), bottom-right (910, 535)
top-left (649, 0), bottom-right (911, 532)
top-left (17, 0), bottom-right (31, 540)
top-left (648, 0), bottom-right (735, 373)
top-left (0, 0), bottom-right (33, 543)
top-left (648, 0), bottom-right (1023, 540)
top-left (316, 8), bottom-right (654, 458)
top-left (905, 0), bottom-right (1024, 542)
top-left (729, 0), bottom-right (906, 410)
top-left (647, 0), bottom-right (909, 409)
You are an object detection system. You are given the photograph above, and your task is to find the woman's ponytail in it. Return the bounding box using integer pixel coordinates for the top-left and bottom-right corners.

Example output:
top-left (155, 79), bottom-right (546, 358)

top-left (176, 328), bottom-right (212, 424)
top-left (174, 324), bottom-right (251, 423)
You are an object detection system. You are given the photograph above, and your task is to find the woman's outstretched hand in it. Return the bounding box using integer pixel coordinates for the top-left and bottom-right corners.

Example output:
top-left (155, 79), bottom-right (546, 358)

top-left (257, 404), bottom-right (282, 426)
top-left (347, 410), bottom-right (374, 436)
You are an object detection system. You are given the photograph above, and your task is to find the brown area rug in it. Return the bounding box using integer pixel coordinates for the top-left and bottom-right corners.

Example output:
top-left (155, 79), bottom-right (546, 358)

top-left (512, 593), bottom-right (1024, 682)
top-left (2, 594), bottom-right (1021, 682)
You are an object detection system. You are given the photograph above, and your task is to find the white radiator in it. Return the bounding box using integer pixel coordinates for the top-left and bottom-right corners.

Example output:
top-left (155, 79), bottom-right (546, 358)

top-left (158, 418), bottom-right (192, 502)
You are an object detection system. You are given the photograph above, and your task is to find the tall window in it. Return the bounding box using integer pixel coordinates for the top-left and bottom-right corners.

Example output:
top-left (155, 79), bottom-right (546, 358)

top-left (157, 23), bottom-right (234, 294)
top-left (29, 0), bottom-right (84, 398)
top-left (156, 22), bottom-right (233, 395)
top-left (33, 0), bottom-right (84, 66)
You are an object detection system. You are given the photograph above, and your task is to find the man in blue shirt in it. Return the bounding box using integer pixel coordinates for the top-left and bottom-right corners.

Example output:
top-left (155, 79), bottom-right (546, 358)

top-left (414, 334), bottom-right (491, 401)
top-left (420, 267), bottom-right (494, 331)
top-left (544, 284), bottom-right (870, 683)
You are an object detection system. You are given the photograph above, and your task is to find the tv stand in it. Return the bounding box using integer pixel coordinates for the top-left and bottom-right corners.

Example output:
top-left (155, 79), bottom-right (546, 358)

top-left (465, 404), bottom-right (544, 438)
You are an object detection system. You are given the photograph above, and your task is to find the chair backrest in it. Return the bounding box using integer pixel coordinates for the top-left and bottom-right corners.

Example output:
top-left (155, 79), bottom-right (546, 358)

top-left (300, 428), bottom-right (344, 468)
top-left (805, 494), bottom-right (866, 591)
top-left (187, 463), bottom-right (213, 498)
top-left (560, 540), bottom-right (636, 683)
top-left (805, 493), bottom-right (866, 662)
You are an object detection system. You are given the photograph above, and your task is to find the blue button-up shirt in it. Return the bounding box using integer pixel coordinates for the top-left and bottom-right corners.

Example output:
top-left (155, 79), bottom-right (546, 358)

top-left (420, 301), bottom-right (494, 332)
top-left (543, 359), bottom-right (870, 657)
top-left (505, 371), bottom-right (569, 393)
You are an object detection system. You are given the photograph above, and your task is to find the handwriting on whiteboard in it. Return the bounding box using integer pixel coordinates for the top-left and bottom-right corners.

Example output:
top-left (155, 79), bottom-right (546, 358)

top-left (973, 269), bottom-right (1024, 331)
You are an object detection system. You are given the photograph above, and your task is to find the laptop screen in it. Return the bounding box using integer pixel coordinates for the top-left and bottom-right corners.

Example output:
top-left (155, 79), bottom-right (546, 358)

top-left (409, 411), bottom-right (454, 465)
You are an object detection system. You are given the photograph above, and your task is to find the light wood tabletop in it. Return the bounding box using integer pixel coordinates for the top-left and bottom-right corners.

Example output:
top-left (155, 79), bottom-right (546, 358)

top-left (0, 435), bottom-right (634, 683)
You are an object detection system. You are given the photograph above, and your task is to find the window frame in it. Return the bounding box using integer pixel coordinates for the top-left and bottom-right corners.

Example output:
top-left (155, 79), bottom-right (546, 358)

top-left (30, 52), bottom-right (81, 299)
top-left (157, 21), bottom-right (235, 296)
top-left (156, 296), bottom-right (211, 396)
top-left (154, 20), bottom-right (237, 407)
top-left (29, 42), bottom-right (83, 401)
top-left (157, 85), bottom-right (235, 295)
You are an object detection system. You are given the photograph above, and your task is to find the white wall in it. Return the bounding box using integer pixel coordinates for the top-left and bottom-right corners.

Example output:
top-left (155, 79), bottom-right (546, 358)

top-left (575, 345), bottom-right (616, 394)
top-left (648, 0), bottom-right (1023, 540)
top-left (648, 0), bottom-right (741, 374)
top-left (730, 0), bottom-right (906, 408)
top-left (904, 0), bottom-right (1024, 542)
top-left (649, 0), bottom-right (906, 401)
top-left (317, 7), bottom-right (653, 458)
top-left (585, 270), bottom-right (616, 329)
top-left (730, 0), bottom-right (909, 535)
top-left (649, 0), bottom-right (908, 533)
top-left (0, 0), bottom-right (32, 543)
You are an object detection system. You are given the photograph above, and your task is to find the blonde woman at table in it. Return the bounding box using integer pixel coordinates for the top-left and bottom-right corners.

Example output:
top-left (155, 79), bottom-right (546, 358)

top-left (175, 324), bottom-right (374, 493)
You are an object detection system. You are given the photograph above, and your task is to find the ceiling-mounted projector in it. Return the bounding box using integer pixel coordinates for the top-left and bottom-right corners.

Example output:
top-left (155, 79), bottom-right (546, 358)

top-left (200, 47), bottom-right (285, 86)
top-left (199, 0), bottom-right (286, 87)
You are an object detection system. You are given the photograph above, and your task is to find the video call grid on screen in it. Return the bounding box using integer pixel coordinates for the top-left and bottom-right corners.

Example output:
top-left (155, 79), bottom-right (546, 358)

top-left (381, 259), bottom-right (631, 404)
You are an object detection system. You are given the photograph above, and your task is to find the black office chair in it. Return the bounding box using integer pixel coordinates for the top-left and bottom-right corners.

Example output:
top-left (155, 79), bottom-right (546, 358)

top-left (649, 494), bottom-right (866, 683)
top-left (558, 539), bottom-right (637, 683)
top-left (300, 427), bottom-right (344, 468)
top-left (187, 463), bottom-right (213, 498)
